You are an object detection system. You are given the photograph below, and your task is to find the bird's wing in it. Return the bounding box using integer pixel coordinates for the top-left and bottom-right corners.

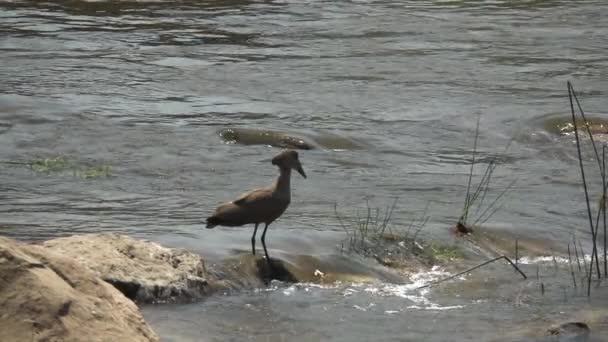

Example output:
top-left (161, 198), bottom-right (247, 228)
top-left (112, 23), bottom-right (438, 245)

top-left (232, 187), bottom-right (272, 205)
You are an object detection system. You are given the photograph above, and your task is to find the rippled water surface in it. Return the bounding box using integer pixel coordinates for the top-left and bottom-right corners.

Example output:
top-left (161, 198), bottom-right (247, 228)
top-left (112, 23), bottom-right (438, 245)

top-left (2, 0), bottom-right (608, 340)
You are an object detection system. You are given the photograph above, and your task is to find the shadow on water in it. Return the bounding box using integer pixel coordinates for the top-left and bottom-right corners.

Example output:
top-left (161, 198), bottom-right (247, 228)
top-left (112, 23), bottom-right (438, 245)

top-left (1, 0), bottom-right (271, 49)
top-left (256, 257), bottom-right (299, 284)
top-left (431, 0), bottom-right (568, 11)
top-left (1, 0), bottom-right (261, 16)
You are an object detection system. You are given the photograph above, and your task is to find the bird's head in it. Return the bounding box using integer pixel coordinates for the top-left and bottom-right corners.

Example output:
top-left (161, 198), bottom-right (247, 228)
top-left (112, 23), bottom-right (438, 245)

top-left (272, 149), bottom-right (306, 178)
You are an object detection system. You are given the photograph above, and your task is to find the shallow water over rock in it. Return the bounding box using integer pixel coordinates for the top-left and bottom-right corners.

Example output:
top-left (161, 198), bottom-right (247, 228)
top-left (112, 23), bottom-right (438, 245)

top-left (218, 127), bottom-right (366, 150)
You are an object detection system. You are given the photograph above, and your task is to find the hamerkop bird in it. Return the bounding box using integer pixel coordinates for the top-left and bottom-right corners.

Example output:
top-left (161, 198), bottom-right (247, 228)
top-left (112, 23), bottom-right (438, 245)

top-left (206, 150), bottom-right (306, 261)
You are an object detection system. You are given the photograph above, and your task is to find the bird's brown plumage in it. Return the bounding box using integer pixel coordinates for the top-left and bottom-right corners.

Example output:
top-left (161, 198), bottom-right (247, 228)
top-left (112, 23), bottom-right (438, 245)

top-left (205, 150), bottom-right (306, 259)
top-left (206, 187), bottom-right (289, 227)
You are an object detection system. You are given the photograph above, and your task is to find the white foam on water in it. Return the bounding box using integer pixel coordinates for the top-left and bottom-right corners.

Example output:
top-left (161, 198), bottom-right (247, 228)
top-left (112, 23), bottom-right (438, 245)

top-left (274, 266), bottom-right (466, 311)
top-left (518, 255), bottom-right (587, 265)
top-left (352, 266), bottom-right (466, 311)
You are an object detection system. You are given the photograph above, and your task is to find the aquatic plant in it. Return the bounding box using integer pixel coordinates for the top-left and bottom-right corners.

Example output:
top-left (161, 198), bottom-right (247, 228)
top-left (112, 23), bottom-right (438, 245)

top-left (566, 81), bottom-right (608, 296)
top-left (457, 115), bottom-right (516, 233)
top-left (334, 200), bottom-right (466, 268)
top-left (0, 155), bottom-right (112, 179)
top-left (30, 156), bottom-right (69, 173)
top-left (335, 198), bottom-right (401, 256)
top-left (428, 242), bottom-right (465, 262)
top-left (76, 165), bottom-right (112, 179)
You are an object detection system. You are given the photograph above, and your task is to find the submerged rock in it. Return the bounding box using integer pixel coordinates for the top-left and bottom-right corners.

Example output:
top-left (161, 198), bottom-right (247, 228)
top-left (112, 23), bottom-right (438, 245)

top-left (219, 127), bottom-right (366, 150)
top-left (220, 128), bottom-right (314, 150)
top-left (547, 322), bottom-right (590, 339)
top-left (210, 253), bottom-right (402, 291)
top-left (544, 116), bottom-right (608, 136)
top-left (0, 236), bottom-right (158, 342)
top-left (455, 227), bottom-right (565, 260)
top-left (33, 233), bottom-right (402, 303)
top-left (42, 233), bottom-right (211, 303)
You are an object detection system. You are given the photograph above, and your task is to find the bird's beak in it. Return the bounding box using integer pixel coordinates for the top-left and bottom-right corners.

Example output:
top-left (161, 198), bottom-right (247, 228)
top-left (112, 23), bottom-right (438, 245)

top-left (296, 165), bottom-right (307, 178)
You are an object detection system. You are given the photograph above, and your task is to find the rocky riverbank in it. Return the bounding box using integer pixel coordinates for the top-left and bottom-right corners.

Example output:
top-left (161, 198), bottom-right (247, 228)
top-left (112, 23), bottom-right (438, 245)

top-left (2, 231), bottom-right (604, 342)
top-left (0, 236), bottom-right (159, 342)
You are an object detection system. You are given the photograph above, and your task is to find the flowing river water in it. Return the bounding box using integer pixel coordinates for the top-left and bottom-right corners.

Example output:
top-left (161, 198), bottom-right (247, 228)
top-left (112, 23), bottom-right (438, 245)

top-left (1, 0), bottom-right (608, 341)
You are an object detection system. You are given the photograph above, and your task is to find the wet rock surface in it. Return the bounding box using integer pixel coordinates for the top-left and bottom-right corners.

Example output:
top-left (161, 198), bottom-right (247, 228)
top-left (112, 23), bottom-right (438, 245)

top-left (210, 252), bottom-right (402, 290)
top-left (544, 116), bottom-right (608, 136)
top-left (219, 127), bottom-right (366, 150)
top-left (547, 322), bottom-right (590, 339)
top-left (220, 127), bottom-right (315, 150)
top-left (32, 233), bottom-right (403, 303)
top-left (0, 236), bottom-right (158, 342)
top-left (42, 233), bottom-right (211, 303)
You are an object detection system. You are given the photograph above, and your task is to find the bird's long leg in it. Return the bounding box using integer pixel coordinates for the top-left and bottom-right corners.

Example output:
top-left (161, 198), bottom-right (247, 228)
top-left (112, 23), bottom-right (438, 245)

top-left (261, 223), bottom-right (271, 262)
top-left (251, 223), bottom-right (259, 255)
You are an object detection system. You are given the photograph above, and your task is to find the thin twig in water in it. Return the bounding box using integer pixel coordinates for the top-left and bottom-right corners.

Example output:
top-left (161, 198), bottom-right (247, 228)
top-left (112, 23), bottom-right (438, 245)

top-left (411, 216), bottom-right (429, 244)
top-left (573, 235), bottom-right (582, 273)
top-left (552, 255), bottom-right (559, 275)
top-left (407, 201), bottom-right (430, 239)
top-left (567, 81), bottom-right (598, 297)
top-left (579, 240), bottom-right (589, 280)
top-left (474, 178), bottom-right (518, 227)
top-left (462, 114), bottom-right (481, 224)
top-left (568, 243), bottom-right (577, 289)
top-left (405, 216), bottom-right (417, 239)
top-left (592, 197), bottom-right (603, 279)
top-left (515, 238), bottom-right (519, 267)
top-left (469, 139), bottom-right (515, 220)
top-left (334, 203), bottom-right (350, 234)
top-left (417, 255), bottom-right (527, 290)
top-left (603, 144), bottom-right (607, 277)
top-left (472, 161), bottom-right (497, 218)
top-left (571, 84), bottom-right (602, 171)
top-left (380, 197), bottom-right (398, 236)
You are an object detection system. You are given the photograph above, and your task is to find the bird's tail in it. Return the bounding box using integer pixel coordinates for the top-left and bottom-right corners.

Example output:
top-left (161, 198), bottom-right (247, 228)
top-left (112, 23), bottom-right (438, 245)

top-left (205, 216), bottom-right (220, 229)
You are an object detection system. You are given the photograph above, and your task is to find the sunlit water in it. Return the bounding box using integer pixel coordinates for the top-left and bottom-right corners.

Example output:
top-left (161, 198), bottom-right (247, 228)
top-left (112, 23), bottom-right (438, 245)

top-left (1, 0), bottom-right (608, 340)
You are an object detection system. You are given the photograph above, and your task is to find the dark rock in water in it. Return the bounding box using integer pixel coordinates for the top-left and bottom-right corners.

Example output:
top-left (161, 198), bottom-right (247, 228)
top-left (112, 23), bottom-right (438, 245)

top-left (257, 258), bottom-right (299, 283)
top-left (210, 252), bottom-right (402, 291)
top-left (547, 322), bottom-right (590, 340)
top-left (208, 254), bottom-right (298, 291)
top-left (218, 127), bottom-right (366, 150)
top-left (42, 233), bottom-right (211, 303)
top-left (0, 235), bottom-right (159, 342)
top-left (452, 221), bottom-right (473, 235)
top-left (219, 128), bottom-right (314, 150)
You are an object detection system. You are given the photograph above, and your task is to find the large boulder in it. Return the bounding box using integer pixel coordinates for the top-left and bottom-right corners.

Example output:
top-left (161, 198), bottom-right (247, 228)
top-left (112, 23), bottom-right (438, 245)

top-left (0, 236), bottom-right (158, 342)
top-left (42, 233), bottom-right (211, 303)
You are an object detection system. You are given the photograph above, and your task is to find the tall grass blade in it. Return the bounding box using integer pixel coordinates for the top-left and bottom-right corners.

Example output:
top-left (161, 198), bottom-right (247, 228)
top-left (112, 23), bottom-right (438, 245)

top-left (603, 144), bottom-right (607, 277)
top-left (567, 81), bottom-right (597, 297)
top-left (462, 114), bottom-right (481, 224)
top-left (568, 243), bottom-right (577, 288)
top-left (573, 235), bottom-right (582, 272)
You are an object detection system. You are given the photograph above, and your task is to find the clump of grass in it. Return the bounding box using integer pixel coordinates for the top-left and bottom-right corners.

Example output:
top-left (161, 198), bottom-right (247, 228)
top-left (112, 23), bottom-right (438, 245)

top-left (566, 81), bottom-right (608, 297)
top-left (31, 156), bottom-right (69, 173)
top-left (76, 165), bottom-right (112, 179)
top-left (0, 155), bottom-right (113, 179)
top-left (428, 242), bottom-right (465, 262)
top-left (456, 115), bottom-right (516, 235)
top-left (335, 200), bottom-right (464, 268)
top-left (335, 198), bottom-right (412, 256)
